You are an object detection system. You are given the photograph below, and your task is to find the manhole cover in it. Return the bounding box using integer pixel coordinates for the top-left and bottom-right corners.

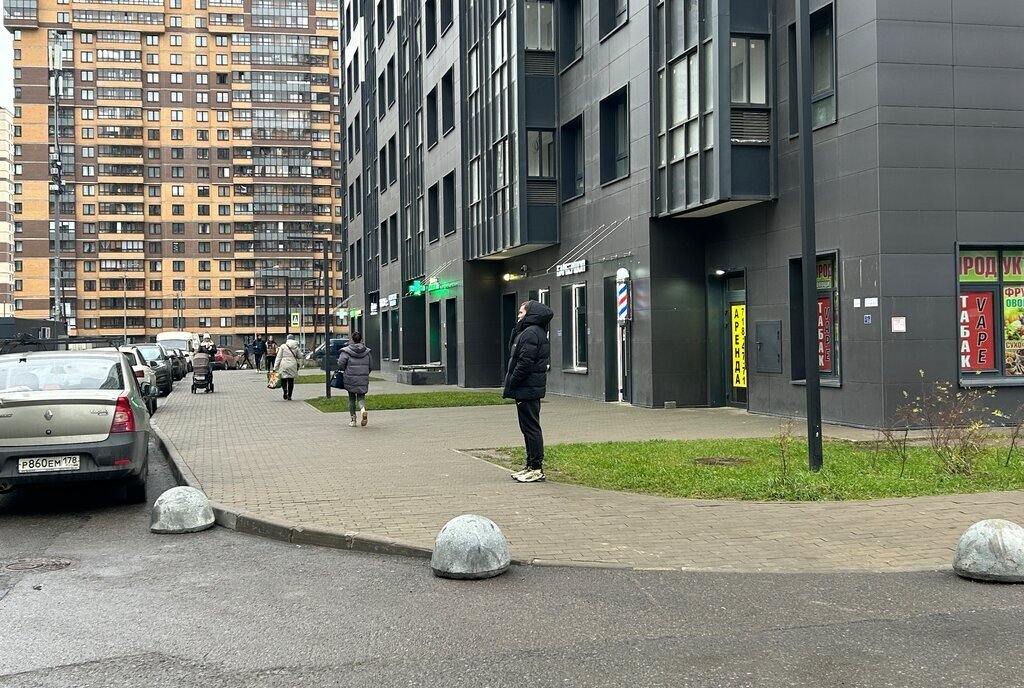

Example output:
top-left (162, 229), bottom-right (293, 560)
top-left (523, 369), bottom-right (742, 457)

top-left (693, 457), bottom-right (750, 466)
top-left (4, 558), bottom-right (72, 572)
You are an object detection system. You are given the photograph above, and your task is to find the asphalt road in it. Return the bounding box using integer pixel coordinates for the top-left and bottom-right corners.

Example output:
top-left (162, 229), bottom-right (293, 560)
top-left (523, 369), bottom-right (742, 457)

top-left (2, 442), bottom-right (1024, 687)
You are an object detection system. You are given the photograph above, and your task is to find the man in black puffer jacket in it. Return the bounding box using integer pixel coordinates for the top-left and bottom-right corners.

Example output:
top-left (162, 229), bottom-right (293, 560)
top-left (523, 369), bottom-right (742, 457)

top-left (503, 300), bottom-right (553, 483)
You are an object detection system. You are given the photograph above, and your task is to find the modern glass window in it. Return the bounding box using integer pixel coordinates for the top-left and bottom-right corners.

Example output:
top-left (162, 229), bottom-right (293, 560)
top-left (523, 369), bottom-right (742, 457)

top-left (441, 68), bottom-right (454, 133)
top-left (442, 171), bottom-right (456, 236)
top-left (599, 87), bottom-right (629, 183)
top-left (560, 115), bottom-right (584, 200)
top-left (427, 183), bottom-right (440, 243)
top-left (788, 3), bottom-right (836, 134)
top-left (599, 0), bottom-right (628, 37)
top-left (561, 283), bottom-right (588, 370)
top-left (558, 0), bottom-right (583, 68)
top-left (425, 0), bottom-right (437, 51)
top-left (426, 87), bottom-right (438, 147)
top-left (730, 37), bottom-right (766, 105)
top-left (527, 130), bottom-right (555, 178)
top-left (957, 248), bottom-right (1024, 379)
top-left (525, 0), bottom-right (554, 51)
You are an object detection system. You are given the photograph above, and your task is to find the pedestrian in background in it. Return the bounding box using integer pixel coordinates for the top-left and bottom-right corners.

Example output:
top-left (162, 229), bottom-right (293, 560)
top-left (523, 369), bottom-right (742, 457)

top-left (337, 331), bottom-right (373, 427)
top-left (274, 334), bottom-right (301, 400)
top-left (503, 300), bottom-right (553, 483)
top-left (254, 335), bottom-right (266, 371)
top-left (265, 335), bottom-right (279, 371)
top-left (241, 339), bottom-right (255, 369)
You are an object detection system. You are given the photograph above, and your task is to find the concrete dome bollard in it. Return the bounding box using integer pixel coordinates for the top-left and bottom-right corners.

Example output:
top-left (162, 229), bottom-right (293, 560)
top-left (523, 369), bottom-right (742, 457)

top-left (953, 519), bottom-right (1024, 583)
top-left (431, 514), bottom-right (511, 580)
top-left (150, 486), bottom-right (216, 534)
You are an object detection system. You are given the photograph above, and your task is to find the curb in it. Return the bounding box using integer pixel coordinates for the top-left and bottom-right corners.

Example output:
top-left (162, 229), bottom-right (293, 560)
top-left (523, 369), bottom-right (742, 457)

top-left (152, 423), bottom-right (433, 560)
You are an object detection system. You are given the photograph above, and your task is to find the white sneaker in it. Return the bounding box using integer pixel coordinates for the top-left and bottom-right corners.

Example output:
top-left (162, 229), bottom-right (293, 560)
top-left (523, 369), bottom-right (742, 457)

top-left (514, 469), bottom-right (546, 483)
top-left (510, 468), bottom-right (530, 480)
top-left (349, 417), bottom-right (357, 427)
top-left (360, 409), bottom-right (368, 427)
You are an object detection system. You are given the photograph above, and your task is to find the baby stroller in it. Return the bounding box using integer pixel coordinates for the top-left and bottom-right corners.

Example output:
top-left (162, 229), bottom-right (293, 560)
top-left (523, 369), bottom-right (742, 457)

top-left (191, 352), bottom-right (214, 393)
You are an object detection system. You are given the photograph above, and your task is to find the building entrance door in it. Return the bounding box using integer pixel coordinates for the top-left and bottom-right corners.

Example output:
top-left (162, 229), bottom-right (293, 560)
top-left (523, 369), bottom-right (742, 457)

top-left (725, 273), bottom-right (748, 407)
top-left (444, 298), bottom-right (458, 385)
top-left (428, 301), bottom-right (442, 363)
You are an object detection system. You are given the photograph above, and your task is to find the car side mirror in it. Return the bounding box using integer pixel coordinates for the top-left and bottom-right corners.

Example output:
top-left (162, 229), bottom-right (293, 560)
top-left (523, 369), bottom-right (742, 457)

top-left (143, 382), bottom-right (157, 397)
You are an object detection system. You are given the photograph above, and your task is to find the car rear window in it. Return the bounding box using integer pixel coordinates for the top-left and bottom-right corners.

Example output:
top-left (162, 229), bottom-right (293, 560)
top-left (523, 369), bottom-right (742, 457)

top-left (138, 346), bottom-right (164, 360)
top-left (0, 357), bottom-right (125, 392)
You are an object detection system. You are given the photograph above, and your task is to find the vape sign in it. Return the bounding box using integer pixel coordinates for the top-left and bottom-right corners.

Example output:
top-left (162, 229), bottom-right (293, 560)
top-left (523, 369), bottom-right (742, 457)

top-left (959, 291), bottom-right (995, 371)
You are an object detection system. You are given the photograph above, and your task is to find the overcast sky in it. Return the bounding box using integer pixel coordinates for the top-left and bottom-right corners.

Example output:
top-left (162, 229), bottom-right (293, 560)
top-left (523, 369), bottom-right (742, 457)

top-left (1, 1), bottom-right (13, 112)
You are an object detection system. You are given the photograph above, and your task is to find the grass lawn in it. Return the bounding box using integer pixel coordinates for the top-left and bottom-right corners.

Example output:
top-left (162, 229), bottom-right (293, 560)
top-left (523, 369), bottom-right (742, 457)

top-left (473, 439), bottom-right (1024, 501)
top-left (307, 391), bottom-right (514, 412)
top-left (295, 374), bottom-right (384, 384)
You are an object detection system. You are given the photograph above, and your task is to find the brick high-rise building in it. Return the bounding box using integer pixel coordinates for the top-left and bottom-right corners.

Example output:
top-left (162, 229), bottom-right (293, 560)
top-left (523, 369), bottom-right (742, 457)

top-left (0, 107), bottom-right (13, 318)
top-left (3, 0), bottom-right (344, 348)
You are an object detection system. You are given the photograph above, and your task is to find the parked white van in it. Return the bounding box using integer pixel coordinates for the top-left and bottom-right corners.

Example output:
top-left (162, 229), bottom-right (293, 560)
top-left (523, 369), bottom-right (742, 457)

top-left (156, 331), bottom-right (200, 365)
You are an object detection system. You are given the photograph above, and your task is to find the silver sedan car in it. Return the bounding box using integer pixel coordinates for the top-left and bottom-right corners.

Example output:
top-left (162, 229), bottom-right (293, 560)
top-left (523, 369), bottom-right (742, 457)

top-left (0, 350), bottom-right (153, 503)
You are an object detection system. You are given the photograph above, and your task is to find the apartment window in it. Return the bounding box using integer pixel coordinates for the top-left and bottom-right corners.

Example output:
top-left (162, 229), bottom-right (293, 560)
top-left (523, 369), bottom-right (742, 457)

top-left (561, 283), bottom-right (588, 370)
top-left (599, 87), bottom-right (629, 183)
top-left (442, 170), bottom-right (456, 235)
top-left (427, 183), bottom-right (440, 243)
top-left (441, 68), bottom-right (454, 134)
top-left (198, 279), bottom-right (211, 291)
top-left (425, 0), bottom-right (437, 52)
top-left (558, 0), bottom-right (583, 70)
top-left (426, 88), bottom-right (438, 147)
top-left (730, 37), bottom-right (767, 105)
top-left (560, 115), bottom-right (584, 200)
top-left (525, 0), bottom-right (554, 51)
top-left (440, 0), bottom-right (453, 32)
top-left (527, 130), bottom-right (555, 178)
top-left (788, 3), bottom-right (836, 134)
top-left (599, 0), bottom-right (628, 38)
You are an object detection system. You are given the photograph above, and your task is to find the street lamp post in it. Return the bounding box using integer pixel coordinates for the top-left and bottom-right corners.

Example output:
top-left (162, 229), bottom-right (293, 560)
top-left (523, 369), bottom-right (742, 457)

top-left (796, 0), bottom-right (824, 471)
top-left (321, 240), bottom-right (331, 400)
top-left (47, 36), bottom-right (66, 328)
top-left (122, 272), bottom-right (128, 344)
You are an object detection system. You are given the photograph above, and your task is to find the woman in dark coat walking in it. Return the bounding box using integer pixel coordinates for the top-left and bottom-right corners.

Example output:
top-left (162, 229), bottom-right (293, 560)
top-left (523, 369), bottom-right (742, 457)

top-left (503, 300), bottom-right (553, 483)
top-left (337, 331), bottom-right (374, 427)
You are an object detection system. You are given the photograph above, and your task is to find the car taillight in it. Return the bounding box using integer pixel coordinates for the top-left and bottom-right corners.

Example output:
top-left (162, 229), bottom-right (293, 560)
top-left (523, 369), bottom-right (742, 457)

top-left (134, 369), bottom-right (145, 379)
top-left (110, 396), bottom-right (136, 434)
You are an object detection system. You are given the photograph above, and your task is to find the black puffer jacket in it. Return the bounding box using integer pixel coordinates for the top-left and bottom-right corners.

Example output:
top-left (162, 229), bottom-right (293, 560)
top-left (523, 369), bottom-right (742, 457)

top-left (503, 301), bottom-right (553, 400)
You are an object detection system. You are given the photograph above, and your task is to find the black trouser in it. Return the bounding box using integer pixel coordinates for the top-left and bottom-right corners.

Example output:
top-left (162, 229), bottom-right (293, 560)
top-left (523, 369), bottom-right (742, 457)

top-left (515, 398), bottom-right (544, 469)
top-left (281, 377), bottom-right (294, 399)
top-left (255, 353), bottom-right (263, 370)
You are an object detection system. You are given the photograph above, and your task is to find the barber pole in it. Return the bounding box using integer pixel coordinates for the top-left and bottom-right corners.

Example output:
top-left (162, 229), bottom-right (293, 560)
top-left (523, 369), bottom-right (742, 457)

top-left (615, 268), bottom-right (631, 402)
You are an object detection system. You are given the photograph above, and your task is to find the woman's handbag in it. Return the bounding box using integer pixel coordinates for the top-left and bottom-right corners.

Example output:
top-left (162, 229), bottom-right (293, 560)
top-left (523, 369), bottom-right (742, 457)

top-left (330, 369), bottom-right (345, 389)
top-left (266, 370), bottom-right (282, 389)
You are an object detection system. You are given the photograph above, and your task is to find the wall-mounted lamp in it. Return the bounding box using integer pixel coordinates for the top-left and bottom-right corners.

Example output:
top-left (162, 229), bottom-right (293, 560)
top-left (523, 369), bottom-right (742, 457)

top-left (712, 269), bottom-right (726, 277)
top-left (502, 265), bottom-right (529, 282)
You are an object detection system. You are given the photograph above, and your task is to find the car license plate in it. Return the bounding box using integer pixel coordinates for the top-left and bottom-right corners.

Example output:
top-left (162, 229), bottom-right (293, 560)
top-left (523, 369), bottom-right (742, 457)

top-left (18, 455), bottom-right (81, 473)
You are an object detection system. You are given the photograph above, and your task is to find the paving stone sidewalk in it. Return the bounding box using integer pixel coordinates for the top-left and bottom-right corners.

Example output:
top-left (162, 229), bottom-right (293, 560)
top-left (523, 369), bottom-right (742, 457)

top-left (152, 369), bottom-right (1024, 572)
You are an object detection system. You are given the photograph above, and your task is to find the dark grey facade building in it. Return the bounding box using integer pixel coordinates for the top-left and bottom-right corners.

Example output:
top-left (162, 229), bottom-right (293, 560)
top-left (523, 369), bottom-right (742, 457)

top-left (340, 0), bottom-right (1024, 428)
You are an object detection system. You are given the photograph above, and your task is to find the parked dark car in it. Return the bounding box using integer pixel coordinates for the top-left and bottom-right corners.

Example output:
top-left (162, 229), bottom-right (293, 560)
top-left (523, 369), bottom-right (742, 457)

top-left (0, 350), bottom-right (153, 503)
top-left (166, 348), bottom-right (187, 381)
top-left (307, 337), bottom-right (350, 371)
top-left (137, 344), bottom-right (174, 396)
